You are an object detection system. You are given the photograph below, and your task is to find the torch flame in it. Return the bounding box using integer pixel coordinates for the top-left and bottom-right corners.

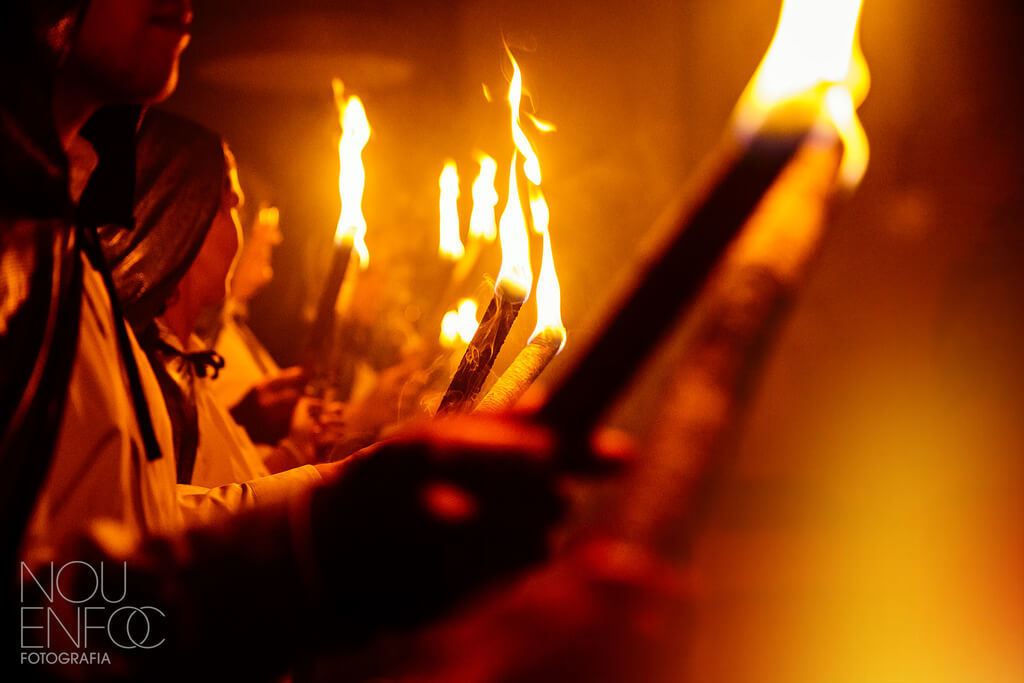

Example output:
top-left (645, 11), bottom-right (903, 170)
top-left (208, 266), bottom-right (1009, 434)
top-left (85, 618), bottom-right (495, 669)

top-left (332, 78), bottom-right (371, 266)
top-left (505, 45), bottom-right (542, 185)
top-left (528, 185), bottom-right (549, 235)
top-left (531, 225), bottom-right (565, 349)
top-left (438, 161), bottom-right (464, 260)
top-left (735, 0), bottom-right (870, 187)
top-left (469, 153), bottom-right (499, 242)
top-left (495, 153), bottom-right (533, 302)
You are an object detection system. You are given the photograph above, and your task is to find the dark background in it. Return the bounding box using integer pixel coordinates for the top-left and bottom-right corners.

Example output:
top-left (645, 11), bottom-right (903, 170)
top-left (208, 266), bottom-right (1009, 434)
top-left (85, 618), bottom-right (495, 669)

top-left (166, 1), bottom-right (1024, 680)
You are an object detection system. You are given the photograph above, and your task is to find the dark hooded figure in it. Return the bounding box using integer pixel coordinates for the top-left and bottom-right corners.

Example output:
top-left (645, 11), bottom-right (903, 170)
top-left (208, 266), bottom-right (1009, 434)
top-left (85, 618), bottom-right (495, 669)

top-left (101, 109), bottom-right (227, 485)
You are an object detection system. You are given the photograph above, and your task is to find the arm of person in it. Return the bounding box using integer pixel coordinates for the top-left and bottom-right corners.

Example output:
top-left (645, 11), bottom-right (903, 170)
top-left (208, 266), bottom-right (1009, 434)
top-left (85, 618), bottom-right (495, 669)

top-left (175, 462), bottom-right (326, 525)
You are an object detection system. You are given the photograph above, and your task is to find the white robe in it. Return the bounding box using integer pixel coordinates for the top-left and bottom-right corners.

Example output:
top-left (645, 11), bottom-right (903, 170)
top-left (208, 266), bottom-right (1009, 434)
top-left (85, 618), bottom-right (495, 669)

top-left (22, 256), bottom-right (322, 564)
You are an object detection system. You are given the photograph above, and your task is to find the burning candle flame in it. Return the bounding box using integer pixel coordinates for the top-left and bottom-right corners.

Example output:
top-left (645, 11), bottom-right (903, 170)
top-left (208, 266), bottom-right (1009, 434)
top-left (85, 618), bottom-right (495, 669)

top-left (531, 219), bottom-right (565, 350)
top-left (735, 0), bottom-right (870, 187)
top-left (505, 45), bottom-right (542, 185)
top-left (495, 152), bottom-right (533, 302)
top-left (332, 78), bottom-right (371, 266)
top-left (438, 160), bottom-right (464, 260)
top-left (825, 84), bottom-right (869, 188)
top-left (528, 185), bottom-right (549, 235)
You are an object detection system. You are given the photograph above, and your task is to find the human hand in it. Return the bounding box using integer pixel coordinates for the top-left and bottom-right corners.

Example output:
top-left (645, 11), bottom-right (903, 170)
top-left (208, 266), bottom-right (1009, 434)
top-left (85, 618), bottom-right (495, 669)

top-left (229, 366), bottom-right (308, 444)
top-left (309, 414), bottom-right (631, 640)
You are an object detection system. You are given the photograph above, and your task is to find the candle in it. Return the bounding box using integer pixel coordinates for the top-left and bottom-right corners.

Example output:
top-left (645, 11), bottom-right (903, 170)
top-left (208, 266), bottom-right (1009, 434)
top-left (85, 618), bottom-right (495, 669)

top-left (476, 228), bottom-right (566, 413)
top-left (615, 140), bottom-right (845, 558)
top-left (437, 150), bottom-right (533, 415)
top-left (437, 47), bottom-right (547, 414)
top-left (536, 0), bottom-right (869, 440)
top-left (304, 78), bottom-right (371, 373)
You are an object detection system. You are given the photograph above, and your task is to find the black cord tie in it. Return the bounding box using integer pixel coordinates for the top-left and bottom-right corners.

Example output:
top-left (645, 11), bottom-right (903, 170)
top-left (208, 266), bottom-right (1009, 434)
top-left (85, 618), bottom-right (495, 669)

top-left (181, 349), bottom-right (224, 379)
top-left (78, 224), bottom-right (164, 461)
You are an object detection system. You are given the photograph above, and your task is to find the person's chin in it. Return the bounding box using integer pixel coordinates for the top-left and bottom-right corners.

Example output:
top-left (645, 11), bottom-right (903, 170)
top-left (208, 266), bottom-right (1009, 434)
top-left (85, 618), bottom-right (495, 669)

top-left (136, 57), bottom-right (182, 104)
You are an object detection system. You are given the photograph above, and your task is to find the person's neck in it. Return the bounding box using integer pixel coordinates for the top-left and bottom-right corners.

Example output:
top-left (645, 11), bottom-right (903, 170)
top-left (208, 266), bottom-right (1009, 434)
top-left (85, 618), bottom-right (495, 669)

top-left (161, 297), bottom-right (198, 348)
top-left (53, 74), bottom-right (103, 202)
top-left (53, 73), bottom-right (100, 153)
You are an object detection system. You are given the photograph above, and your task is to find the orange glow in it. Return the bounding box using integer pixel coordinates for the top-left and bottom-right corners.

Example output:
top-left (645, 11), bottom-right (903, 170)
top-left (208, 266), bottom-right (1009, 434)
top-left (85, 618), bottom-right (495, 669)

top-left (531, 229), bottom-right (566, 349)
top-left (438, 160), bottom-right (464, 260)
top-left (469, 154), bottom-right (499, 242)
top-left (734, 0), bottom-right (870, 187)
top-left (332, 78), bottom-right (371, 266)
top-left (504, 45), bottom-right (541, 185)
top-left (495, 153), bottom-right (533, 302)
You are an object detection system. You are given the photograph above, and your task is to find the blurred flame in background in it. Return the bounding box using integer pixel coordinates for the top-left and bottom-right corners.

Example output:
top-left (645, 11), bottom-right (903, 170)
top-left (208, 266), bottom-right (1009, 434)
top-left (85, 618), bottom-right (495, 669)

top-left (440, 297), bottom-right (480, 347)
top-left (438, 160), bottom-right (464, 259)
top-left (469, 153), bottom-right (499, 241)
top-left (332, 78), bottom-right (371, 267)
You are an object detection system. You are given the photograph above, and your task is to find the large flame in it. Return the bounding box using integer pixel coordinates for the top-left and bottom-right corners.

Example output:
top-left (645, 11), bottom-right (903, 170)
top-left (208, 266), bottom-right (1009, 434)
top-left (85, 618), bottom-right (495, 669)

top-left (495, 153), bottom-right (533, 301)
top-left (735, 0), bottom-right (870, 187)
top-left (332, 78), bottom-right (371, 266)
top-left (505, 45), bottom-right (542, 185)
top-left (527, 185), bottom-right (565, 347)
top-left (438, 160), bottom-right (464, 260)
top-left (531, 223), bottom-right (565, 349)
top-left (469, 153), bottom-right (499, 242)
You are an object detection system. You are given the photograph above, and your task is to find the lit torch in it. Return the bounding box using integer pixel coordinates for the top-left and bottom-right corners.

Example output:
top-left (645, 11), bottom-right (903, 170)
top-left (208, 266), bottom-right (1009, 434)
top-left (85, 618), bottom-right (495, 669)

top-left (477, 197), bottom-right (566, 413)
top-left (437, 49), bottom-right (540, 415)
top-left (305, 78), bottom-right (371, 372)
top-left (536, 0), bottom-right (869, 442)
